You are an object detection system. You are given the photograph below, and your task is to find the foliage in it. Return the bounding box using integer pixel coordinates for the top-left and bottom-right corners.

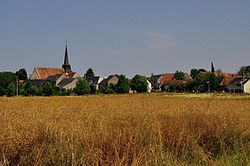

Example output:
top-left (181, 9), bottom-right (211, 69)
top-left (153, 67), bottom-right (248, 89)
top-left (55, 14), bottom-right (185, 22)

top-left (89, 84), bottom-right (97, 94)
top-left (0, 72), bottom-right (16, 96)
top-left (42, 81), bottom-right (55, 96)
top-left (74, 79), bottom-right (90, 95)
top-left (115, 75), bottom-right (130, 94)
top-left (15, 68), bottom-right (28, 80)
top-left (190, 69), bottom-right (200, 79)
top-left (24, 83), bottom-right (41, 96)
top-left (6, 82), bottom-right (16, 97)
top-left (173, 70), bottom-right (185, 80)
top-left (188, 72), bottom-right (223, 92)
top-left (130, 75), bottom-right (148, 93)
top-left (238, 65), bottom-right (250, 76)
top-left (84, 68), bottom-right (94, 77)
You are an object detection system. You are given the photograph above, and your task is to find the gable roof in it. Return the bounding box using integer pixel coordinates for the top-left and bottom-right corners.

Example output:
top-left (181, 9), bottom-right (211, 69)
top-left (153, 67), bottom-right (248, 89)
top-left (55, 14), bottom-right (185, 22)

top-left (25, 79), bottom-right (45, 87)
top-left (34, 67), bottom-right (64, 79)
top-left (85, 76), bottom-right (101, 84)
top-left (47, 74), bottom-right (64, 82)
top-left (160, 73), bottom-right (174, 84)
top-left (57, 78), bottom-right (76, 88)
top-left (229, 76), bottom-right (250, 86)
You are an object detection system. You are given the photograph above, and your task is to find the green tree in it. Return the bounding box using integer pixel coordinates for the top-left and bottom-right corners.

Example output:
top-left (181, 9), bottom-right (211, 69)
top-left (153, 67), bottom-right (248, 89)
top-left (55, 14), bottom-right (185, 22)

top-left (188, 72), bottom-right (223, 92)
top-left (24, 83), bottom-right (41, 96)
top-left (42, 81), bottom-right (55, 96)
top-left (74, 79), bottom-right (90, 95)
top-left (173, 71), bottom-right (185, 80)
top-left (0, 72), bottom-right (16, 96)
top-left (238, 65), bottom-right (250, 76)
top-left (115, 75), bottom-right (130, 94)
top-left (190, 69), bottom-right (199, 79)
top-left (6, 82), bottom-right (16, 96)
top-left (90, 84), bottom-right (97, 94)
top-left (130, 75), bottom-right (148, 93)
top-left (84, 68), bottom-right (94, 77)
top-left (15, 68), bottom-right (28, 80)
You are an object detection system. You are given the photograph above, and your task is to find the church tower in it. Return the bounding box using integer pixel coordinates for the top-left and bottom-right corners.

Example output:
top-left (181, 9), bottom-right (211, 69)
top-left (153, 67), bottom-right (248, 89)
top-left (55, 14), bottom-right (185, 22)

top-left (62, 44), bottom-right (72, 73)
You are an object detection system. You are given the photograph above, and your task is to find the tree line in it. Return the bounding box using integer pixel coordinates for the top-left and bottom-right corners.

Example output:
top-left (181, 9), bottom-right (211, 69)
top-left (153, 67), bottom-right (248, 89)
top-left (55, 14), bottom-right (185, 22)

top-left (0, 65), bottom-right (249, 97)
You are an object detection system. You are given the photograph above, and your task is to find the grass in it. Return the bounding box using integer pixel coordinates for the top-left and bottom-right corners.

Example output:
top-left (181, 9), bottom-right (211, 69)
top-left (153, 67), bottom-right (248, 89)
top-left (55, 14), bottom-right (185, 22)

top-left (0, 93), bottom-right (250, 165)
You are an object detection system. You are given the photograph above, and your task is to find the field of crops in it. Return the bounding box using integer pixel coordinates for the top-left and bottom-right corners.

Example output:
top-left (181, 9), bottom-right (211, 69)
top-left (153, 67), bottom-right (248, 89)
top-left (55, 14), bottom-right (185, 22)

top-left (0, 93), bottom-right (250, 165)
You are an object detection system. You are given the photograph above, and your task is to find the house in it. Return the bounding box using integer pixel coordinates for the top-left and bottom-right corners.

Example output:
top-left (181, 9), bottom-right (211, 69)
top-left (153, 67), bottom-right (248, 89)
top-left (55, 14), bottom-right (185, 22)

top-left (57, 77), bottom-right (78, 90)
top-left (213, 72), bottom-right (236, 86)
top-left (228, 76), bottom-right (250, 93)
top-left (85, 76), bottom-right (103, 90)
top-left (146, 80), bottom-right (152, 92)
top-left (148, 74), bottom-right (163, 90)
top-left (99, 75), bottom-right (119, 89)
top-left (161, 80), bottom-right (190, 91)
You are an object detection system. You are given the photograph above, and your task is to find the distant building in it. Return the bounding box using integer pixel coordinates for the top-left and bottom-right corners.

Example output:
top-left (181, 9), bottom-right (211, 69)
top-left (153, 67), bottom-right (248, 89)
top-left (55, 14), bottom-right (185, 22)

top-left (148, 74), bottom-right (163, 91)
top-left (85, 76), bottom-right (103, 90)
top-left (228, 76), bottom-right (250, 93)
top-left (99, 75), bottom-right (119, 89)
top-left (30, 44), bottom-right (74, 80)
top-left (27, 44), bottom-right (80, 90)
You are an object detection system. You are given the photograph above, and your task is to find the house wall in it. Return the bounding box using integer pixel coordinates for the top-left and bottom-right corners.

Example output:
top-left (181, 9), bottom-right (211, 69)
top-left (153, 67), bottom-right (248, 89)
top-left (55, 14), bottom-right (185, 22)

top-left (30, 69), bottom-right (39, 80)
top-left (64, 79), bottom-right (77, 90)
top-left (107, 76), bottom-right (119, 86)
top-left (244, 80), bottom-right (250, 94)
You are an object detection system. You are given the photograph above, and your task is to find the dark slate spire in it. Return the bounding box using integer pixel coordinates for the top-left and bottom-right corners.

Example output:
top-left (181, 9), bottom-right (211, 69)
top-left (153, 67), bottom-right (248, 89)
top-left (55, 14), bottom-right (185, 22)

top-left (211, 62), bottom-right (215, 73)
top-left (62, 44), bottom-right (72, 73)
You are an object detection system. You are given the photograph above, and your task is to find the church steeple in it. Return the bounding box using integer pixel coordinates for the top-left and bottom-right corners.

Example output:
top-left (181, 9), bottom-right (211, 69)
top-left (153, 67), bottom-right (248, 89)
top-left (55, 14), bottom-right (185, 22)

top-left (62, 44), bottom-right (72, 73)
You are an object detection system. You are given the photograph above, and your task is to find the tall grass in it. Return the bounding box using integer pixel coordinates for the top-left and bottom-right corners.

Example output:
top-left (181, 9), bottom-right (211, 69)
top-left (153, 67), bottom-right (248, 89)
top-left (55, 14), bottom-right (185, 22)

top-left (0, 94), bottom-right (249, 165)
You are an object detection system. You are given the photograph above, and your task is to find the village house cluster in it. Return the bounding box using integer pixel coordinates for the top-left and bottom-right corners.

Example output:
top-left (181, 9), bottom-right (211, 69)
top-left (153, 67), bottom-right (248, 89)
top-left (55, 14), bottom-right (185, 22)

top-left (24, 45), bottom-right (250, 94)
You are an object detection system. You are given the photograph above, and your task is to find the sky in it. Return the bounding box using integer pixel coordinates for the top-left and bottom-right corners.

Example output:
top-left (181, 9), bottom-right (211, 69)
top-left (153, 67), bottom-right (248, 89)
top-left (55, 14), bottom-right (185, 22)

top-left (0, 0), bottom-right (250, 78)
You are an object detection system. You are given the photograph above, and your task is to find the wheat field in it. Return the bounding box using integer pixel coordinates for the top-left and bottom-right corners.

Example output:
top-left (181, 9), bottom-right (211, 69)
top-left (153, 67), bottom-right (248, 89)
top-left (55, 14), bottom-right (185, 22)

top-left (0, 93), bottom-right (250, 165)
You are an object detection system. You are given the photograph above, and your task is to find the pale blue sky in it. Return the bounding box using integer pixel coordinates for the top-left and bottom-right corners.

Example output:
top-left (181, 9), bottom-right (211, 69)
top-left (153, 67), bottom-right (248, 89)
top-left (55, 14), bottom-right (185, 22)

top-left (0, 0), bottom-right (250, 77)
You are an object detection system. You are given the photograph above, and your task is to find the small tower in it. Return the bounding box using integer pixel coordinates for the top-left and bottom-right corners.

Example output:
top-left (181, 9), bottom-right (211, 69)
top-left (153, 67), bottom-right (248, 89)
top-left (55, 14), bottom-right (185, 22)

top-left (62, 44), bottom-right (72, 73)
top-left (211, 62), bottom-right (215, 73)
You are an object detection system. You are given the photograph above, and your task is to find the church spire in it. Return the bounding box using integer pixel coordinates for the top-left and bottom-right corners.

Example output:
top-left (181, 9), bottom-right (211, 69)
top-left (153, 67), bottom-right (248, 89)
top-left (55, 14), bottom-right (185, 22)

top-left (62, 43), bottom-right (72, 73)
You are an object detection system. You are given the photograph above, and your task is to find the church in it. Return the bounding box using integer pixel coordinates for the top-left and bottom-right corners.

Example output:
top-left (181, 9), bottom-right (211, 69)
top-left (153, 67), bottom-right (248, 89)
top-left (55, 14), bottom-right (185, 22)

top-left (28, 45), bottom-right (80, 89)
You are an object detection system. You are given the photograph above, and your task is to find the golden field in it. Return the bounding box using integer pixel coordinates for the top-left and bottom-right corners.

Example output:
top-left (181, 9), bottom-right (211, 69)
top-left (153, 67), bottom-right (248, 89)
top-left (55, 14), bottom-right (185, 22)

top-left (0, 93), bottom-right (250, 165)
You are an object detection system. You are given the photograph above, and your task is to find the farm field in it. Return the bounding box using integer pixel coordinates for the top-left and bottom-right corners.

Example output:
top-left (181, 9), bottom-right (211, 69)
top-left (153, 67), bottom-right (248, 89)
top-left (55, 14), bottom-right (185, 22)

top-left (0, 93), bottom-right (250, 165)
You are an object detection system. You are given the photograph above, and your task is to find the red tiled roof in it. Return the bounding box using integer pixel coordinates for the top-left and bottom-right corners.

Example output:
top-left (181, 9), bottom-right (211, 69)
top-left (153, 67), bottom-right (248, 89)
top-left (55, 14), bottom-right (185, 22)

top-left (35, 67), bottom-right (64, 79)
top-left (160, 73), bottom-right (174, 84)
top-left (213, 72), bottom-right (236, 85)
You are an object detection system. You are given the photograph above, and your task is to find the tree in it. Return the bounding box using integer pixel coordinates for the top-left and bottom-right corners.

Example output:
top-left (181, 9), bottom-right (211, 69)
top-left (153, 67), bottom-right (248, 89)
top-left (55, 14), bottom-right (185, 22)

top-left (90, 84), bottom-right (97, 94)
top-left (115, 75), bottom-right (130, 94)
top-left (84, 68), bottom-right (94, 77)
top-left (74, 79), bottom-right (90, 95)
top-left (211, 62), bottom-right (215, 73)
top-left (15, 68), bottom-right (28, 80)
top-left (188, 72), bottom-right (223, 92)
top-left (42, 81), bottom-right (55, 96)
top-left (130, 75), bottom-right (148, 93)
top-left (190, 69), bottom-right (199, 79)
top-left (6, 82), bottom-right (16, 96)
top-left (173, 71), bottom-right (185, 80)
top-left (238, 65), bottom-right (250, 76)
top-left (0, 72), bottom-right (16, 96)
top-left (24, 83), bottom-right (41, 96)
